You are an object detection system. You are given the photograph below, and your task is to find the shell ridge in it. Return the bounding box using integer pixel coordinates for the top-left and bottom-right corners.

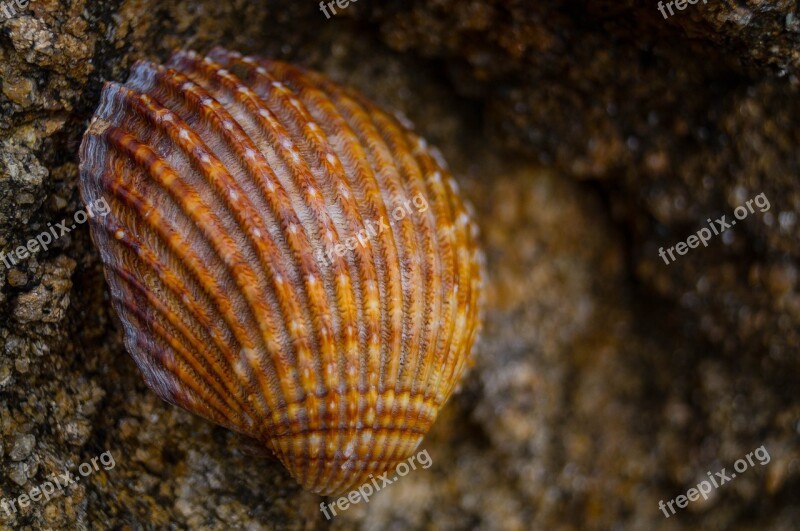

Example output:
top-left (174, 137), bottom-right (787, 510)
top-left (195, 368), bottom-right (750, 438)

top-left (106, 261), bottom-right (254, 425)
top-left (255, 59), bottom-right (390, 491)
top-left (223, 62), bottom-right (365, 487)
top-left (233, 56), bottom-right (399, 491)
top-left (263, 66), bottom-right (399, 410)
top-left (128, 330), bottom-right (245, 431)
top-left (393, 141), bottom-right (459, 410)
top-left (100, 125), bottom-right (291, 437)
top-left (267, 98), bottom-right (396, 490)
top-left (118, 76), bottom-right (321, 432)
top-left (309, 90), bottom-right (422, 470)
top-left (264, 59), bottom-right (427, 490)
top-left (166, 51), bottom-right (357, 486)
top-left (340, 109), bottom-right (435, 466)
top-left (86, 210), bottom-right (265, 431)
top-left (147, 63), bottom-right (330, 421)
top-left (446, 238), bottom-right (483, 400)
top-left (87, 210), bottom-right (245, 429)
top-left (430, 164), bottom-right (477, 402)
top-left (179, 57), bottom-right (347, 485)
top-left (170, 52), bottom-right (341, 416)
top-left (363, 111), bottom-right (443, 460)
top-left (413, 147), bottom-right (470, 405)
top-left (115, 292), bottom-right (244, 427)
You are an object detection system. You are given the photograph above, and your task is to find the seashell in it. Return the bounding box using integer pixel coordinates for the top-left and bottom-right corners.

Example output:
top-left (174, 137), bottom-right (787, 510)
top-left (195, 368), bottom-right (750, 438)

top-left (79, 47), bottom-right (484, 495)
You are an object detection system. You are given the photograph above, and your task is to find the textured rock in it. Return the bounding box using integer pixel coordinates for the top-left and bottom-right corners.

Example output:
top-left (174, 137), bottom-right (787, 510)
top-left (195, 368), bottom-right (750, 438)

top-left (8, 435), bottom-right (35, 462)
top-left (0, 0), bottom-right (798, 529)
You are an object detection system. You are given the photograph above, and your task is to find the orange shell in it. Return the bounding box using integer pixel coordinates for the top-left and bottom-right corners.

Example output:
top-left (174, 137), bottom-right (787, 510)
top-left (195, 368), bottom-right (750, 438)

top-left (79, 47), bottom-right (484, 495)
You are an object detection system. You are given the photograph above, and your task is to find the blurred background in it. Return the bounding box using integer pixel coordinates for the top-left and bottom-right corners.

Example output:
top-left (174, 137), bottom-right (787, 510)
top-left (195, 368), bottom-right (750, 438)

top-left (0, 0), bottom-right (798, 529)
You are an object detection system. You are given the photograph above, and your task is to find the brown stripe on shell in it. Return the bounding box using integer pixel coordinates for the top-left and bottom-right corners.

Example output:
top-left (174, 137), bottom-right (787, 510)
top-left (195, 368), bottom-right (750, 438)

top-left (79, 47), bottom-right (484, 495)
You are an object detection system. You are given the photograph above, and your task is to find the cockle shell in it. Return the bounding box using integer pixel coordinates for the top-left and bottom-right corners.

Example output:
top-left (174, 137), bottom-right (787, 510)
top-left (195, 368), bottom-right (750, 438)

top-left (79, 47), bottom-right (483, 495)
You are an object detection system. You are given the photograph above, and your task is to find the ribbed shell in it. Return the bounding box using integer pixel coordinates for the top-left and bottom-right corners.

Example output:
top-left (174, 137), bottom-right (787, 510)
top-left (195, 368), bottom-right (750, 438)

top-left (79, 47), bottom-right (483, 495)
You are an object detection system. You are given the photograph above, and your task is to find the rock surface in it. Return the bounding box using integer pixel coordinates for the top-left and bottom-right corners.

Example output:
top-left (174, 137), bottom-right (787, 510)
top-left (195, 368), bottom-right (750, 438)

top-left (0, 0), bottom-right (798, 529)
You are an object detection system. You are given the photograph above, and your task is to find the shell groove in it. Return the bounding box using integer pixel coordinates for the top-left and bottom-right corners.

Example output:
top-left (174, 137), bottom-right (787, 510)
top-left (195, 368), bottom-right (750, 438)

top-left (79, 47), bottom-right (484, 495)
